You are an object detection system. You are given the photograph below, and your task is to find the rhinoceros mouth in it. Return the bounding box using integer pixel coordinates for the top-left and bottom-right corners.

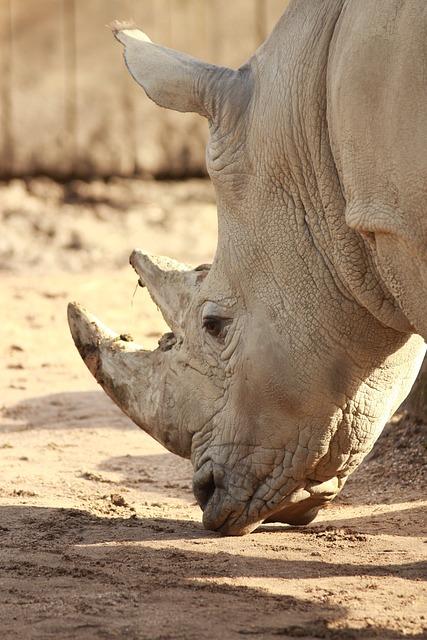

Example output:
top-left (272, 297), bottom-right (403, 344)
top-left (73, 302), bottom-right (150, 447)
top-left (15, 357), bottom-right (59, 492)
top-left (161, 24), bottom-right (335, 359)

top-left (195, 472), bottom-right (341, 536)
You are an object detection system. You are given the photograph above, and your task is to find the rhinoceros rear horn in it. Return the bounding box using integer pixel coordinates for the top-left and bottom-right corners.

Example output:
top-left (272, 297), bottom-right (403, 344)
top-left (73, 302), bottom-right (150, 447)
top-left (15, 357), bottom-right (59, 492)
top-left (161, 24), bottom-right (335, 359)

top-left (111, 22), bottom-right (239, 119)
top-left (130, 250), bottom-right (209, 334)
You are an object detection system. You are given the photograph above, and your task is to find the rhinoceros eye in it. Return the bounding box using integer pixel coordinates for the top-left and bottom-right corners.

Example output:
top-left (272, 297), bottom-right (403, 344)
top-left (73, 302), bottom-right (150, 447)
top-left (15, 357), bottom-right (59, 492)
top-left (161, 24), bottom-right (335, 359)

top-left (202, 316), bottom-right (228, 340)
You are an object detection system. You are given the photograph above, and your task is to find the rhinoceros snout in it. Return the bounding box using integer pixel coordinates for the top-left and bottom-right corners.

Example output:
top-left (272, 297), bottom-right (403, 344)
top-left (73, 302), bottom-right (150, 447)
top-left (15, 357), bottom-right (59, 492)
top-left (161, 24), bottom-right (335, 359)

top-left (192, 466), bottom-right (339, 535)
top-left (192, 462), bottom-right (239, 534)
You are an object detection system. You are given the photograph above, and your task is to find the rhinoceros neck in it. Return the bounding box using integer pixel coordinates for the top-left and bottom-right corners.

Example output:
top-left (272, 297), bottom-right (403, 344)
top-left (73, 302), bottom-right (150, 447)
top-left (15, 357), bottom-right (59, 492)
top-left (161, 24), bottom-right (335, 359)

top-left (239, 0), bottom-right (412, 337)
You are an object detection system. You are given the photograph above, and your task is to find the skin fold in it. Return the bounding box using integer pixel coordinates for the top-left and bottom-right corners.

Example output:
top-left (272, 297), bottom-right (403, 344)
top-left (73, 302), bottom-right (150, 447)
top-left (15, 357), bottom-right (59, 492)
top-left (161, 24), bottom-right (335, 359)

top-left (68, 0), bottom-right (426, 535)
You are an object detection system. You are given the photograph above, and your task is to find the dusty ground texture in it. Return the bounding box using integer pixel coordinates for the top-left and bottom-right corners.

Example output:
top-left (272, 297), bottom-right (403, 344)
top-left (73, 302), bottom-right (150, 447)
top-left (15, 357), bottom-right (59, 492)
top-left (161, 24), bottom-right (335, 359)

top-left (0, 178), bottom-right (426, 640)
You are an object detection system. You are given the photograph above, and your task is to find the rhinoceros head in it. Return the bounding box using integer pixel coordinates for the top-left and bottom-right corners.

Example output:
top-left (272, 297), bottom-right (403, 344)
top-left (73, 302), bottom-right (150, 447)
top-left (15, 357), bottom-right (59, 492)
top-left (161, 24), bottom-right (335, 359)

top-left (68, 21), bottom-right (425, 535)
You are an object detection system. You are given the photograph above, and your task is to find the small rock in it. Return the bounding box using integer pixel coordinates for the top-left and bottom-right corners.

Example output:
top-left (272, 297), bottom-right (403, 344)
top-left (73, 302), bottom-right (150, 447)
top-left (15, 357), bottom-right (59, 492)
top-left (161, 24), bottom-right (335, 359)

top-left (12, 489), bottom-right (37, 497)
top-left (10, 345), bottom-right (24, 352)
top-left (41, 291), bottom-right (67, 299)
top-left (110, 493), bottom-right (128, 507)
top-left (80, 471), bottom-right (113, 484)
top-left (64, 230), bottom-right (84, 251)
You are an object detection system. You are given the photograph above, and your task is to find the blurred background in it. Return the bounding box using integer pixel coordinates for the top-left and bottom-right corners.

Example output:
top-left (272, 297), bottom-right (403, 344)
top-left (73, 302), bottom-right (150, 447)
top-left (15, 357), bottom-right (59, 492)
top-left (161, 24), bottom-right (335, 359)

top-left (0, 0), bottom-right (287, 180)
top-left (0, 0), bottom-right (288, 275)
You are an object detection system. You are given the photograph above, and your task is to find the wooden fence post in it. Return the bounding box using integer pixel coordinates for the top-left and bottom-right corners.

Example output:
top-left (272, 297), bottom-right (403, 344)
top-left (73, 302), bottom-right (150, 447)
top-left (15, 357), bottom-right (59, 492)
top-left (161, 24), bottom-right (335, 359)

top-left (0, 0), bottom-right (290, 178)
top-left (7, 0), bottom-right (69, 176)
top-left (0, 0), bottom-right (13, 175)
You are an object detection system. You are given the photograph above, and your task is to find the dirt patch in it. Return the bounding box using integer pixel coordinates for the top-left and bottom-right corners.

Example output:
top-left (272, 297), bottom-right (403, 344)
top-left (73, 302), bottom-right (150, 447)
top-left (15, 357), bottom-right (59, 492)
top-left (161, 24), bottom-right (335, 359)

top-left (0, 178), bottom-right (425, 639)
top-left (0, 177), bottom-right (216, 273)
top-left (340, 414), bottom-right (426, 506)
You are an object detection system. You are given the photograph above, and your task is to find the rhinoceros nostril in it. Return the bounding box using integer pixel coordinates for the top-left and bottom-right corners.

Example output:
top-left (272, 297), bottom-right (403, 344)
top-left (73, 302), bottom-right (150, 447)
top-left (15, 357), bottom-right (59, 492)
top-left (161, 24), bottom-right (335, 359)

top-left (193, 473), bottom-right (216, 510)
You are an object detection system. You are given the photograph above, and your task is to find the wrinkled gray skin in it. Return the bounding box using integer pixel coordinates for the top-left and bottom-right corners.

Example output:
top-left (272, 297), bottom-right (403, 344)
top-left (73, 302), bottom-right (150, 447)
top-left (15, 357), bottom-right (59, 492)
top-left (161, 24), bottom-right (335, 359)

top-left (68, 0), bottom-right (426, 535)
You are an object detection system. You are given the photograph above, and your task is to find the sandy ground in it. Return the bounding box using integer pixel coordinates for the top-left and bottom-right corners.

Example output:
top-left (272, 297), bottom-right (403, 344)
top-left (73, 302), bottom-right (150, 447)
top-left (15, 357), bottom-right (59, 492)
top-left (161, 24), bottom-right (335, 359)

top-left (0, 178), bottom-right (426, 640)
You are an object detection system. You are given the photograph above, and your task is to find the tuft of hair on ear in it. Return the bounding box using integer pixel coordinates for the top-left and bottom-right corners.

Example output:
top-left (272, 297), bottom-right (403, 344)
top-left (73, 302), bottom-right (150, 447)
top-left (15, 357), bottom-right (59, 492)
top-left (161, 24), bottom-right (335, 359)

top-left (109, 19), bottom-right (137, 36)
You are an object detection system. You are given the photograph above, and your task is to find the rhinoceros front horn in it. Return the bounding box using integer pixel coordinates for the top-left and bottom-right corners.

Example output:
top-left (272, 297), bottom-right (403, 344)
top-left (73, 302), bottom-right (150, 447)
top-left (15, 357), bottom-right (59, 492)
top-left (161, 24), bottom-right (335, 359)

top-left (67, 302), bottom-right (191, 458)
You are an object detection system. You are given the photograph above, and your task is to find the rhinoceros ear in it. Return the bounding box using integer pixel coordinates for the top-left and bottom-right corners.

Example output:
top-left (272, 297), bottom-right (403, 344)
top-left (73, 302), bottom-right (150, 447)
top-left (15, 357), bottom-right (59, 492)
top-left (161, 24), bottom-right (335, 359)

top-left (112, 22), bottom-right (237, 120)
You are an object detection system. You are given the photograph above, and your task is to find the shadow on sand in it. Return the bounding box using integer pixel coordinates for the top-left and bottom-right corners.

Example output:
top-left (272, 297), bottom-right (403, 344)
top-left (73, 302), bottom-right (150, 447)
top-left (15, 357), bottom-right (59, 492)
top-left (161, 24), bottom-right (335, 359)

top-left (0, 391), bottom-right (132, 433)
top-left (0, 505), bottom-right (425, 639)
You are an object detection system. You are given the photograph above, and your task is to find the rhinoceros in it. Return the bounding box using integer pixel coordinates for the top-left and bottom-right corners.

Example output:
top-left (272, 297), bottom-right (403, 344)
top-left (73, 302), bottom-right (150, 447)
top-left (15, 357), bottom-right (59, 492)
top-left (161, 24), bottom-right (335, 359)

top-left (68, 0), bottom-right (427, 535)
